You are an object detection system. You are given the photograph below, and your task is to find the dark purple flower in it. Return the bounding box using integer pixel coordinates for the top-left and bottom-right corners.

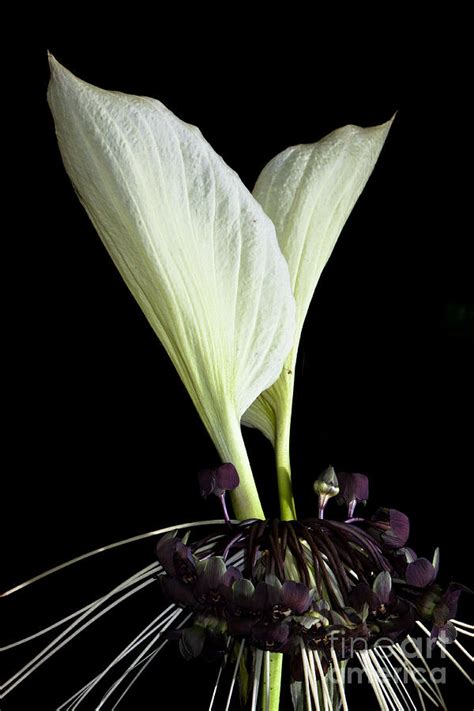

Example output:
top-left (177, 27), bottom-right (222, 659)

top-left (368, 508), bottom-right (410, 549)
top-left (380, 602), bottom-right (416, 642)
top-left (430, 583), bottom-right (468, 644)
top-left (156, 534), bottom-right (243, 616)
top-left (251, 621), bottom-right (289, 651)
top-left (177, 624), bottom-right (228, 661)
top-left (227, 578), bottom-right (259, 637)
top-left (156, 535), bottom-right (196, 583)
top-left (227, 576), bottom-right (312, 640)
top-left (417, 581), bottom-right (467, 645)
top-left (417, 584), bottom-right (443, 620)
top-left (194, 557), bottom-right (241, 611)
top-left (336, 472), bottom-right (369, 518)
top-left (253, 578), bottom-right (312, 619)
top-left (349, 582), bottom-right (377, 615)
top-left (350, 572), bottom-right (392, 617)
top-left (231, 578), bottom-right (256, 609)
top-left (252, 581), bottom-right (281, 612)
top-left (347, 571), bottom-right (414, 642)
top-left (434, 584), bottom-right (462, 626)
top-left (198, 463), bottom-right (240, 498)
top-left (179, 625), bottom-right (206, 660)
top-left (406, 548), bottom-right (439, 588)
top-left (160, 576), bottom-right (199, 608)
top-left (152, 514), bottom-right (468, 698)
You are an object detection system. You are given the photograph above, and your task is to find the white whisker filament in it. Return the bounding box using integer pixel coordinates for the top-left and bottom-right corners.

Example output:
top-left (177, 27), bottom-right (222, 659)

top-left (224, 639), bottom-right (245, 711)
top-left (388, 646), bottom-right (439, 707)
top-left (416, 621), bottom-right (474, 685)
top-left (404, 637), bottom-right (446, 710)
top-left (376, 647), bottom-right (417, 711)
top-left (0, 520), bottom-right (232, 598)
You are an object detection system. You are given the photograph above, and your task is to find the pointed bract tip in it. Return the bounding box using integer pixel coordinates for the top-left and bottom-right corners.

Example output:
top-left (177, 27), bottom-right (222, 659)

top-left (47, 51), bottom-right (58, 71)
top-left (385, 112), bottom-right (397, 130)
top-left (363, 113), bottom-right (396, 138)
top-left (378, 113), bottom-right (396, 135)
top-left (46, 52), bottom-right (66, 87)
top-left (47, 53), bottom-right (70, 82)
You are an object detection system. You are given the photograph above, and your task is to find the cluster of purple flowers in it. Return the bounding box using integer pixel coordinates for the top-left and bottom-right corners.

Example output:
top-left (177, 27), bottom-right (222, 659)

top-left (155, 468), bottom-right (466, 679)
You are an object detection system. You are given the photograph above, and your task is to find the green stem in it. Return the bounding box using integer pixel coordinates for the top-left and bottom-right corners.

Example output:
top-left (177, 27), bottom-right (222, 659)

top-left (273, 367), bottom-right (297, 521)
top-left (216, 408), bottom-right (265, 520)
top-left (275, 411), bottom-right (297, 521)
top-left (215, 412), bottom-right (283, 707)
top-left (265, 372), bottom-right (296, 707)
top-left (262, 653), bottom-right (283, 710)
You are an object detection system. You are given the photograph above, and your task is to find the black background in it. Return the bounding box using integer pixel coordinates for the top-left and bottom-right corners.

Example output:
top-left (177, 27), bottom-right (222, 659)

top-left (2, 27), bottom-right (473, 710)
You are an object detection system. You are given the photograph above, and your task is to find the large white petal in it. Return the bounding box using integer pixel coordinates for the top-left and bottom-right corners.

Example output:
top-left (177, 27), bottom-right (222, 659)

top-left (243, 120), bottom-right (392, 517)
top-left (47, 56), bottom-right (295, 519)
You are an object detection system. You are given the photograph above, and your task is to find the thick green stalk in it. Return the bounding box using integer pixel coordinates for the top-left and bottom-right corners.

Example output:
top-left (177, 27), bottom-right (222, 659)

top-left (269, 371), bottom-right (296, 705)
top-left (275, 403), bottom-right (297, 521)
top-left (273, 359), bottom-right (297, 521)
top-left (221, 415), bottom-right (282, 707)
top-left (262, 653), bottom-right (283, 710)
top-left (217, 412), bottom-right (282, 707)
top-left (216, 407), bottom-right (265, 520)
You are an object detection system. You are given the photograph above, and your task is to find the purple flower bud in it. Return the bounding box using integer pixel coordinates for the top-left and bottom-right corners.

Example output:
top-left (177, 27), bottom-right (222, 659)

top-left (215, 463), bottom-right (240, 493)
top-left (337, 472), bottom-right (369, 517)
top-left (373, 571), bottom-right (392, 604)
top-left (369, 508), bottom-right (410, 549)
top-left (198, 463), bottom-right (240, 498)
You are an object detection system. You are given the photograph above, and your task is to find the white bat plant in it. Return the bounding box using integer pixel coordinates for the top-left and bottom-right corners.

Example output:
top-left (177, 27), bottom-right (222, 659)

top-left (2, 56), bottom-right (471, 711)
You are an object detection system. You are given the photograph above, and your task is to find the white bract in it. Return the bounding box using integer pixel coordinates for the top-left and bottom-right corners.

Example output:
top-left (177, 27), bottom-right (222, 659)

top-left (243, 119), bottom-right (393, 517)
top-left (47, 56), bottom-right (296, 519)
top-left (47, 55), bottom-right (391, 522)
